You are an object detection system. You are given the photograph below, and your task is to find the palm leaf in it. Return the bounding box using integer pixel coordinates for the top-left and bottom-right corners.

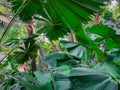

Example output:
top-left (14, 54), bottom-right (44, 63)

top-left (36, 21), bottom-right (70, 40)
top-left (16, 72), bottom-right (53, 90)
top-left (43, 52), bottom-right (81, 67)
top-left (7, 0), bottom-right (105, 59)
top-left (86, 24), bottom-right (120, 50)
top-left (69, 67), bottom-right (119, 90)
top-left (60, 40), bottom-right (91, 60)
top-left (14, 39), bottom-right (38, 64)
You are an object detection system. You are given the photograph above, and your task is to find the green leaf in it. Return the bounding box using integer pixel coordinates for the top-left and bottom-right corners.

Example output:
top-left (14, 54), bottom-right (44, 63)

top-left (94, 62), bottom-right (120, 81)
top-left (22, 73), bottom-right (43, 86)
top-left (5, 39), bottom-right (24, 47)
top-left (55, 73), bottom-right (71, 90)
top-left (43, 52), bottom-right (81, 67)
top-left (105, 38), bottom-right (120, 50)
top-left (7, 0), bottom-right (105, 60)
top-left (1, 78), bottom-right (14, 90)
top-left (49, 0), bottom-right (103, 29)
top-left (86, 24), bottom-right (116, 38)
top-left (60, 40), bottom-right (91, 60)
top-left (37, 22), bottom-right (70, 40)
top-left (34, 72), bottom-right (53, 90)
top-left (86, 24), bottom-right (120, 50)
top-left (69, 67), bottom-right (118, 90)
top-left (14, 39), bottom-right (38, 64)
top-left (113, 54), bottom-right (120, 67)
top-left (17, 72), bottom-right (53, 90)
top-left (8, 0), bottom-right (47, 22)
top-left (76, 29), bottom-right (106, 61)
top-left (34, 71), bottom-right (51, 84)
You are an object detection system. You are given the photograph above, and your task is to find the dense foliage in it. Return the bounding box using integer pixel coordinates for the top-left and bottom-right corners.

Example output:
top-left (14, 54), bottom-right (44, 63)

top-left (0, 0), bottom-right (120, 90)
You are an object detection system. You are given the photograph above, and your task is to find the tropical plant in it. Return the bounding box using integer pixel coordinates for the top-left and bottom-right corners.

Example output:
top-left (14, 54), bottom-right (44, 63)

top-left (1, 0), bottom-right (120, 90)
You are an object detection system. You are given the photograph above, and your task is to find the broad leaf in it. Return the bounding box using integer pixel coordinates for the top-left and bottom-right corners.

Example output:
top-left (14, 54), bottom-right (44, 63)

top-left (48, 0), bottom-right (104, 59)
top-left (37, 21), bottom-right (70, 40)
top-left (76, 29), bottom-right (106, 60)
top-left (69, 67), bottom-right (119, 90)
top-left (49, 0), bottom-right (104, 28)
top-left (8, 0), bottom-right (47, 22)
top-left (86, 24), bottom-right (120, 50)
top-left (60, 40), bottom-right (91, 60)
top-left (87, 24), bottom-right (116, 38)
top-left (55, 73), bottom-right (71, 90)
top-left (94, 62), bottom-right (120, 80)
top-left (43, 52), bottom-right (81, 67)
top-left (17, 72), bottom-right (52, 90)
top-left (7, 0), bottom-right (105, 60)
top-left (105, 38), bottom-right (120, 50)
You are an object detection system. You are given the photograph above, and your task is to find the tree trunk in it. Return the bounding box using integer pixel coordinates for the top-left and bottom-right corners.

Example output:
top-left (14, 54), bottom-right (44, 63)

top-left (25, 20), bottom-right (37, 72)
top-left (50, 40), bottom-right (60, 52)
top-left (25, 20), bottom-right (34, 36)
top-left (31, 58), bottom-right (37, 72)
top-left (69, 33), bottom-right (76, 42)
top-left (95, 13), bottom-right (99, 24)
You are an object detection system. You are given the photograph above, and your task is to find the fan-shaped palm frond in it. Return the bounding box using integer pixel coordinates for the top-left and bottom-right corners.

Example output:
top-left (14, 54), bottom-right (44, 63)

top-left (14, 39), bottom-right (38, 64)
top-left (6, 0), bottom-right (105, 60)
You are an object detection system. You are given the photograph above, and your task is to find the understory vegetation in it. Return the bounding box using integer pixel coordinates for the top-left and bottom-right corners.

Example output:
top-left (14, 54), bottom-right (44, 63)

top-left (0, 0), bottom-right (120, 90)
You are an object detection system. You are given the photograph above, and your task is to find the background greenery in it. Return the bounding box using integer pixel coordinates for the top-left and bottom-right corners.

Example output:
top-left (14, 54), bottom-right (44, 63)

top-left (0, 0), bottom-right (120, 90)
